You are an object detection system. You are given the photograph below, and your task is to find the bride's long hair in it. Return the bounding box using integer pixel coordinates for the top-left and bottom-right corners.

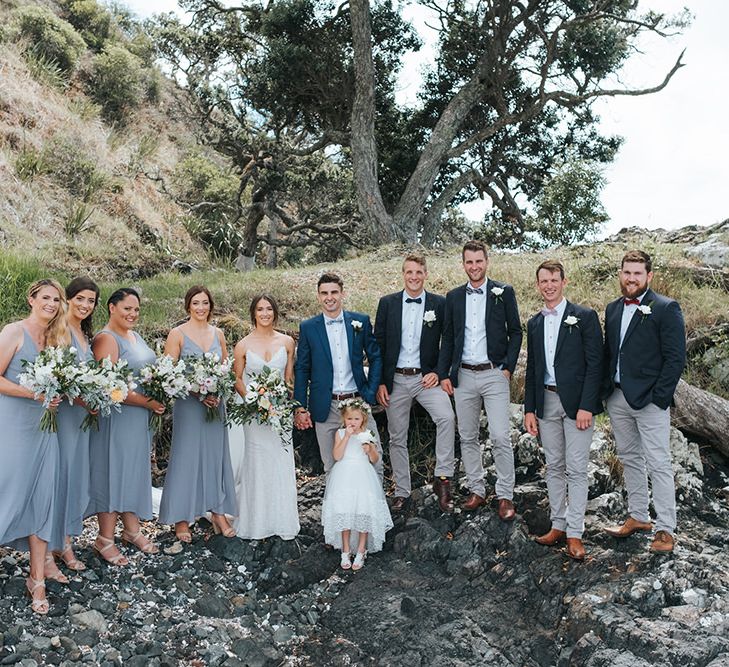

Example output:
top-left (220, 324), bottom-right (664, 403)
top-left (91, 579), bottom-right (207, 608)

top-left (249, 294), bottom-right (279, 328)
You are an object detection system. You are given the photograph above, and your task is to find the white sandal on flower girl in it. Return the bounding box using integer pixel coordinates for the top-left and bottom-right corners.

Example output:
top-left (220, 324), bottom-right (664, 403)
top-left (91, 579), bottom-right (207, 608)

top-left (352, 552), bottom-right (367, 571)
top-left (340, 552), bottom-right (352, 570)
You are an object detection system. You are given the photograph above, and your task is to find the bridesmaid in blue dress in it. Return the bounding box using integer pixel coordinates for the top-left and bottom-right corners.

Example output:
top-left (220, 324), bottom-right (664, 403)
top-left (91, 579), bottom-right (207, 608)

top-left (159, 286), bottom-right (237, 541)
top-left (0, 279), bottom-right (68, 614)
top-left (87, 288), bottom-right (165, 565)
top-left (46, 278), bottom-right (100, 579)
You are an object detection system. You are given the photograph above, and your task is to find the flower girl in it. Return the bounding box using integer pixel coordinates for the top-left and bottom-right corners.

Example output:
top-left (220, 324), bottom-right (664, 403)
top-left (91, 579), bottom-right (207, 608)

top-left (321, 399), bottom-right (393, 570)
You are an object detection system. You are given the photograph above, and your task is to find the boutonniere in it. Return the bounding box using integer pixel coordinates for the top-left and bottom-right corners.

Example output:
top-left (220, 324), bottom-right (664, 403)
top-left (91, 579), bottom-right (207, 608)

top-left (490, 286), bottom-right (504, 303)
top-left (563, 315), bottom-right (580, 332)
top-left (638, 302), bottom-right (653, 322)
top-left (423, 310), bottom-right (436, 327)
top-left (351, 320), bottom-right (363, 334)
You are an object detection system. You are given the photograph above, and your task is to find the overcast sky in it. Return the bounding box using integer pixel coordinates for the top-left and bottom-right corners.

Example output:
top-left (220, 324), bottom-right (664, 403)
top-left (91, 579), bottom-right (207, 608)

top-left (127, 0), bottom-right (727, 234)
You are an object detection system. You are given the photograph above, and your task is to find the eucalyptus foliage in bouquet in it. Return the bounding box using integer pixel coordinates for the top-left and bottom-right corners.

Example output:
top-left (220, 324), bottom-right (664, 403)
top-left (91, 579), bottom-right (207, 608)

top-left (185, 352), bottom-right (235, 422)
top-left (138, 355), bottom-right (191, 432)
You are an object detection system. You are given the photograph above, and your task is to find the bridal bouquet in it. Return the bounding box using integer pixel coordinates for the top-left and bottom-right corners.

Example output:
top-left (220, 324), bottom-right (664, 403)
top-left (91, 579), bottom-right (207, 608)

top-left (76, 358), bottom-right (136, 431)
top-left (185, 352), bottom-right (235, 422)
top-left (138, 355), bottom-right (191, 431)
top-left (227, 365), bottom-right (297, 447)
top-left (18, 346), bottom-right (80, 432)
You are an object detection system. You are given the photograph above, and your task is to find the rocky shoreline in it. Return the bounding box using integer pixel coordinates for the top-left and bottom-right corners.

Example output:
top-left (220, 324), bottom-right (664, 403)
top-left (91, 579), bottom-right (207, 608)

top-left (1, 407), bottom-right (728, 666)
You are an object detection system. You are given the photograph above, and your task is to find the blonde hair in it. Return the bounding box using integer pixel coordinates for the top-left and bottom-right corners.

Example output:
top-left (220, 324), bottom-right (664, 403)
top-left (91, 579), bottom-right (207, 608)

top-left (341, 405), bottom-right (369, 428)
top-left (27, 279), bottom-right (70, 348)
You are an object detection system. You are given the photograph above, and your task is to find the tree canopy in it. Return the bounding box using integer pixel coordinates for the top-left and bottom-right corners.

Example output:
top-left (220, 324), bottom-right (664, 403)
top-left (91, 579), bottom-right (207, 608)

top-left (152, 0), bottom-right (688, 263)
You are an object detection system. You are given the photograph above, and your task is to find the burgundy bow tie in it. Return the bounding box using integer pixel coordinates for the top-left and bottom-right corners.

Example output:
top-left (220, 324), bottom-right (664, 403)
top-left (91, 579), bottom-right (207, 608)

top-left (623, 298), bottom-right (640, 306)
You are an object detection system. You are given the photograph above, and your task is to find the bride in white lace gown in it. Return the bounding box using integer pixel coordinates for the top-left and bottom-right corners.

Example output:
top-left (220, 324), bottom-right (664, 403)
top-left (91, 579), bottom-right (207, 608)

top-left (229, 295), bottom-right (300, 540)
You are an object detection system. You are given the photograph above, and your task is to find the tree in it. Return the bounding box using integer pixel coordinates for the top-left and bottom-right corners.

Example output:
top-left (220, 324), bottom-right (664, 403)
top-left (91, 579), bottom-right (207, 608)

top-left (152, 0), bottom-right (687, 261)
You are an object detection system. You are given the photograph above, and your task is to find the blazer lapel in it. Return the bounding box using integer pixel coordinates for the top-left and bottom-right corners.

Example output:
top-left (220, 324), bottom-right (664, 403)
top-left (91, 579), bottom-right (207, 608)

top-left (314, 314), bottom-right (333, 366)
top-left (534, 314), bottom-right (546, 368)
top-left (343, 311), bottom-right (355, 358)
top-left (393, 291), bottom-right (404, 345)
top-left (554, 301), bottom-right (571, 359)
top-left (483, 279), bottom-right (492, 327)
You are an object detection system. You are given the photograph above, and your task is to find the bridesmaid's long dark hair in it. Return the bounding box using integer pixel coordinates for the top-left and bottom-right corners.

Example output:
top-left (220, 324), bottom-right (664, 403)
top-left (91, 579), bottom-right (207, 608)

top-left (66, 277), bottom-right (100, 341)
top-left (106, 287), bottom-right (141, 312)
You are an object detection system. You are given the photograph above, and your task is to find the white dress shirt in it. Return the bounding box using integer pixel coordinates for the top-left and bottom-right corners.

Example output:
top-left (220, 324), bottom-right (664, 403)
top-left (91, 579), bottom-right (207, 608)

top-left (396, 291), bottom-right (425, 368)
top-left (542, 298), bottom-right (567, 386)
top-left (462, 282), bottom-right (490, 364)
top-left (615, 291), bottom-right (647, 383)
top-left (324, 313), bottom-right (358, 393)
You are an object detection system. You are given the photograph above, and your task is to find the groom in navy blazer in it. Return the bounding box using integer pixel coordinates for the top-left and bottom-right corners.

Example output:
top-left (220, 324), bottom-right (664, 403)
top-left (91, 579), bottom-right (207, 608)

top-left (602, 250), bottom-right (685, 553)
top-left (524, 259), bottom-right (603, 560)
top-left (294, 272), bottom-right (383, 475)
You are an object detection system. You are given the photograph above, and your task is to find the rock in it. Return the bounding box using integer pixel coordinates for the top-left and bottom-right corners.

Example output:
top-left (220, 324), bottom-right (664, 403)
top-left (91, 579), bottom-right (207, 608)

top-left (685, 235), bottom-right (729, 269)
top-left (272, 626), bottom-right (294, 644)
top-left (192, 595), bottom-right (232, 619)
top-left (71, 609), bottom-right (108, 633)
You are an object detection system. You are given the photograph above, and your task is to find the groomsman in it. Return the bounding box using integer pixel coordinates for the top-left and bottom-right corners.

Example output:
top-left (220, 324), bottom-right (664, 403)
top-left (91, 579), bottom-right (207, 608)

top-left (524, 260), bottom-right (603, 560)
top-left (602, 250), bottom-right (686, 553)
top-left (439, 240), bottom-right (522, 518)
top-left (294, 273), bottom-right (383, 477)
top-left (375, 253), bottom-right (456, 512)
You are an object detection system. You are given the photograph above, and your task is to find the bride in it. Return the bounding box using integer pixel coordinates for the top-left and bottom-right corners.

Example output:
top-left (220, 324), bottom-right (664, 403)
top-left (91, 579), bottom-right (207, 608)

top-left (229, 294), bottom-right (300, 540)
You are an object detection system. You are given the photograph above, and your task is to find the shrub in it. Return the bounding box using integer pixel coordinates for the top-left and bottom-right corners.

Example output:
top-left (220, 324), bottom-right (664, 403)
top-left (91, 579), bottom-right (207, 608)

top-left (0, 251), bottom-right (59, 324)
top-left (42, 135), bottom-right (107, 201)
top-left (15, 145), bottom-right (48, 181)
top-left (63, 200), bottom-right (96, 238)
top-left (88, 44), bottom-right (143, 123)
top-left (12, 6), bottom-right (86, 73)
top-left (62, 0), bottom-right (113, 52)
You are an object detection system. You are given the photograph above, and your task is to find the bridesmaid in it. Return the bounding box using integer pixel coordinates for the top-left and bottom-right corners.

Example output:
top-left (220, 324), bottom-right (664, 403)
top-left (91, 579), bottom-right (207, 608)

top-left (47, 277), bottom-right (100, 578)
top-left (0, 279), bottom-right (67, 614)
top-left (87, 288), bottom-right (164, 564)
top-left (159, 286), bottom-right (237, 541)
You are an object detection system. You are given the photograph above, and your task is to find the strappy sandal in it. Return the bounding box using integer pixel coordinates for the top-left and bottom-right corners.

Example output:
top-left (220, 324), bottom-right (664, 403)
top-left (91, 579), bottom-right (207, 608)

top-left (340, 552), bottom-right (352, 570)
top-left (93, 535), bottom-right (129, 566)
top-left (352, 551), bottom-right (367, 571)
top-left (211, 516), bottom-right (236, 538)
top-left (26, 576), bottom-right (49, 615)
top-left (121, 529), bottom-right (159, 554)
top-left (175, 523), bottom-right (192, 543)
top-left (53, 545), bottom-right (87, 572)
top-left (44, 555), bottom-right (69, 584)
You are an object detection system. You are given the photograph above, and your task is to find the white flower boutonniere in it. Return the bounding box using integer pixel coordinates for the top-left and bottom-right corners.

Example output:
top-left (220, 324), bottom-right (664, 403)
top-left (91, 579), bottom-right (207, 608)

top-left (491, 286), bottom-right (504, 303)
top-left (638, 303), bottom-right (652, 321)
top-left (351, 320), bottom-right (363, 334)
top-left (423, 310), bottom-right (436, 327)
top-left (563, 315), bottom-right (580, 332)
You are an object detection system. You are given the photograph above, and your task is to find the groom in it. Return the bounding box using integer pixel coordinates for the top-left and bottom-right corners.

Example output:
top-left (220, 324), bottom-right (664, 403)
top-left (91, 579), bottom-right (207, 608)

top-left (294, 273), bottom-right (383, 476)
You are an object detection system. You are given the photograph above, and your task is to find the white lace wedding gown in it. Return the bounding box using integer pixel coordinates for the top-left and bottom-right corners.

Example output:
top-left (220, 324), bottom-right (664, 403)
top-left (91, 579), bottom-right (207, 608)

top-left (229, 347), bottom-right (300, 540)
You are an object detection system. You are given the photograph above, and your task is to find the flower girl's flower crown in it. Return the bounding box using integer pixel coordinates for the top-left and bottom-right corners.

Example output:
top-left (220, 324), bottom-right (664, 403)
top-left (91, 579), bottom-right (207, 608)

top-left (337, 397), bottom-right (371, 414)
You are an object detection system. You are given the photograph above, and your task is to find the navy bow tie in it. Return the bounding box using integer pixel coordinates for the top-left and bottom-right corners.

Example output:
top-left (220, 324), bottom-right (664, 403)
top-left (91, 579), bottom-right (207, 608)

top-left (623, 298), bottom-right (640, 306)
top-left (326, 317), bottom-right (344, 325)
top-left (405, 297), bottom-right (422, 304)
top-left (541, 307), bottom-right (558, 317)
top-left (466, 286), bottom-right (483, 295)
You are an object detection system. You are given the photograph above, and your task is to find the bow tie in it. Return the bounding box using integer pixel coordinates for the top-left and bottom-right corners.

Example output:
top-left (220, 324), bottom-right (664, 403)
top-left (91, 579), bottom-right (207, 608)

top-left (405, 297), bottom-right (422, 304)
top-left (465, 286), bottom-right (483, 295)
top-left (326, 317), bottom-right (344, 325)
top-left (541, 307), bottom-right (558, 317)
top-left (623, 298), bottom-right (640, 306)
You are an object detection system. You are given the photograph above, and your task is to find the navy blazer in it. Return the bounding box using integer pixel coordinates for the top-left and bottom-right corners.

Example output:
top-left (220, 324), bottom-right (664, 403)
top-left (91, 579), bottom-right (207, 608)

top-left (374, 290), bottom-right (446, 393)
top-left (602, 288), bottom-right (686, 410)
top-left (524, 301), bottom-right (603, 420)
top-left (438, 279), bottom-right (522, 385)
top-left (294, 311), bottom-right (382, 423)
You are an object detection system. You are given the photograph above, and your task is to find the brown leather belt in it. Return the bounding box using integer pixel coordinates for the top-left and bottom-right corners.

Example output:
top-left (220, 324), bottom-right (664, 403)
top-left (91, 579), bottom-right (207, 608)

top-left (544, 385), bottom-right (558, 393)
top-left (395, 367), bottom-right (421, 376)
top-left (461, 362), bottom-right (496, 371)
top-left (332, 392), bottom-right (359, 400)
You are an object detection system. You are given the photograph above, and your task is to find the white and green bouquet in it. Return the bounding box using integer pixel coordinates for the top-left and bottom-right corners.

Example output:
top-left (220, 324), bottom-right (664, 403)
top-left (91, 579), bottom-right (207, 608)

top-left (227, 365), bottom-right (297, 447)
top-left (138, 355), bottom-right (191, 431)
top-left (76, 358), bottom-right (137, 431)
top-left (185, 352), bottom-right (235, 422)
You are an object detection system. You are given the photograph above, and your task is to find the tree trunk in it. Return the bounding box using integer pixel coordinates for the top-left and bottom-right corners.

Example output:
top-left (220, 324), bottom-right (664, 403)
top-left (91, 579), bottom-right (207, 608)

top-left (349, 0), bottom-right (398, 242)
top-left (236, 189), bottom-right (266, 271)
top-left (671, 379), bottom-right (729, 458)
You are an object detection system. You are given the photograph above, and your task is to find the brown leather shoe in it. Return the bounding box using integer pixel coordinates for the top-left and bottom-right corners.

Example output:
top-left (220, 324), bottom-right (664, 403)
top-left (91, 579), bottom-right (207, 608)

top-left (535, 528), bottom-right (566, 546)
top-left (650, 530), bottom-right (675, 553)
top-left (497, 498), bottom-right (516, 522)
top-left (391, 496), bottom-right (408, 512)
top-left (566, 537), bottom-right (586, 561)
top-left (432, 477), bottom-right (454, 513)
top-left (603, 516), bottom-right (653, 538)
top-left (462, 493), bottom-right (486, 511)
